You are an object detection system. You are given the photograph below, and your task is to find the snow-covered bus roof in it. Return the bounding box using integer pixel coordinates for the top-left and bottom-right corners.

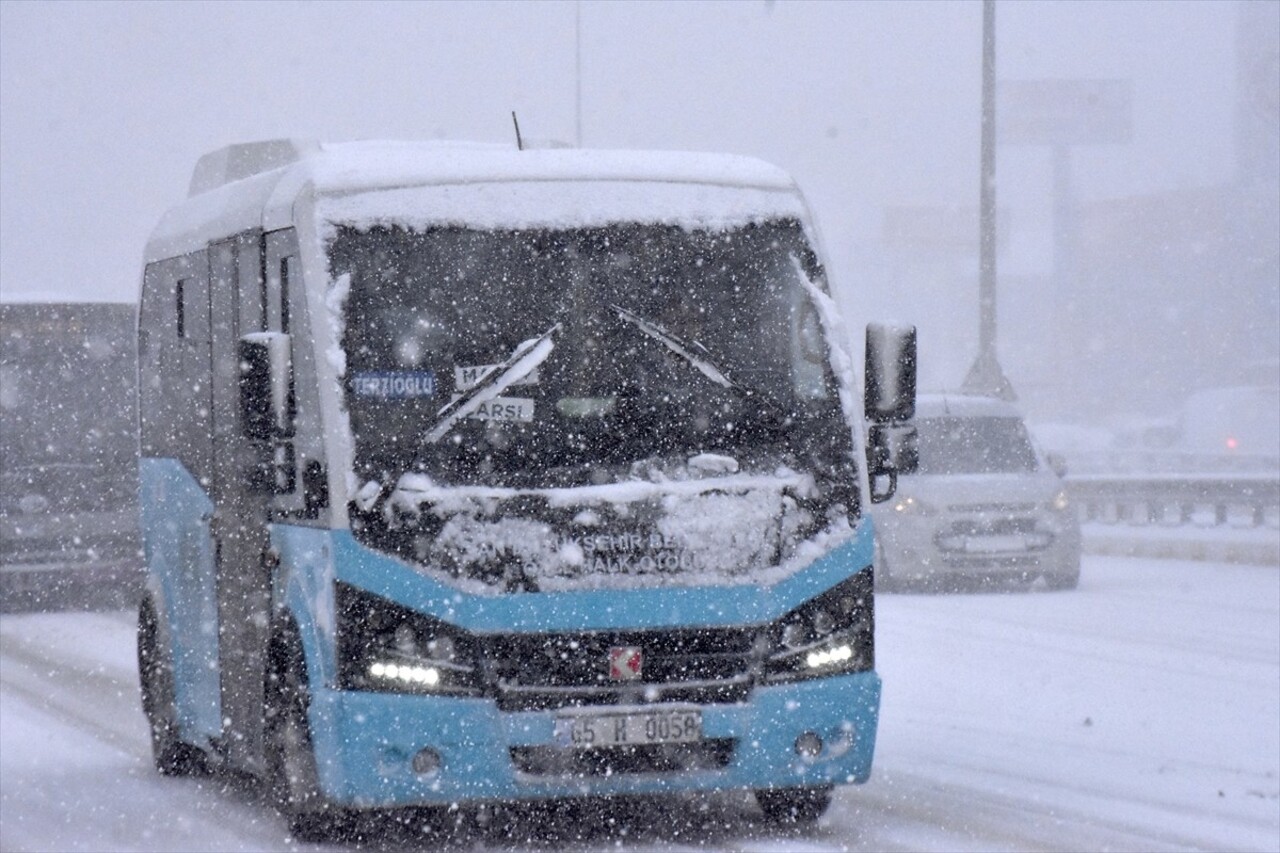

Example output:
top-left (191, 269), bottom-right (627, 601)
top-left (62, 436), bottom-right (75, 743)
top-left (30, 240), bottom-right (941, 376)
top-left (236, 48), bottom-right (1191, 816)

top-left (145, 140), bottom-right (807, 263)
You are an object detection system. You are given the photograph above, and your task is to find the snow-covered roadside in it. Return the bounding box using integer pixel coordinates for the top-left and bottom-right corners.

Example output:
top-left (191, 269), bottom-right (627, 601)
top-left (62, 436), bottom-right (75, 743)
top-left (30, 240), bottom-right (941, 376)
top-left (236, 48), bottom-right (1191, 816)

top-left (855, 556), bottom-right (1280, 852)
top-left (0, 611), bottom-right (293, 852)
top-left (2, 556), bottom-right (1277, 852)
top-left (1083, 523), bottom-right (1279, 565)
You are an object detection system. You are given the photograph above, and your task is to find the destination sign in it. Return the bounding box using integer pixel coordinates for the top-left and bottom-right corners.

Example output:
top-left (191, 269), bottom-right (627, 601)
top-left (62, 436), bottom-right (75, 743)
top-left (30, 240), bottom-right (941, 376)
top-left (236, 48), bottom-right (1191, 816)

top-left (455, 363), bottom-right (541, 392)
top-left (466, 396), bottom-right (535, 422)
top-left (352, 370), bottom-right (436, 399)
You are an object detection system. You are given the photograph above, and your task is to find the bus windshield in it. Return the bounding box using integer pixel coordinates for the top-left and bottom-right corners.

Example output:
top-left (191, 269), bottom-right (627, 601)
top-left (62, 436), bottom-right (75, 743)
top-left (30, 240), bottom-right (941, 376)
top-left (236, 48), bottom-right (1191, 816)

top-left (327, 219), bottom-right (860, 590)
top-left (332, 220), bottom-right (848, 483)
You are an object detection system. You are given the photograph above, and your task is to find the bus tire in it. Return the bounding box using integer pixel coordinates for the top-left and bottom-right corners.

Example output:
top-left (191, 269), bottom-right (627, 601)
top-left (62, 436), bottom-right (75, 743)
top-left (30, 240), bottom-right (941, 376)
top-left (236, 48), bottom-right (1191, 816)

top-left (755, 786), bottom-right (832, 824)
top-left (137, 598), bottom-right (206, 777)
top-left (266, 623), bottom-right (343, 842)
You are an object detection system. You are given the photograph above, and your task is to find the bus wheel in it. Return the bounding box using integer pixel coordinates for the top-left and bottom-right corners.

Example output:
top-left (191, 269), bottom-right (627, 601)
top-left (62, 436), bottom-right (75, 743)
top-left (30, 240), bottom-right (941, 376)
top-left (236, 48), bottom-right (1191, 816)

top-left (266, 626), bottom-right (343, 841)
top-left (137, 598), bottom-right (206, 776)
top-left (755, 786), bottom-right (832, 824)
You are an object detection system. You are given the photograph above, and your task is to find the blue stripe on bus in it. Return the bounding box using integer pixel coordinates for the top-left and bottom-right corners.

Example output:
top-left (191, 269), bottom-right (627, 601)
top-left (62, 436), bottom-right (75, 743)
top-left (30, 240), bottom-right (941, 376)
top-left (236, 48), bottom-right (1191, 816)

top-left (138, 457), bottom-right (222, 742)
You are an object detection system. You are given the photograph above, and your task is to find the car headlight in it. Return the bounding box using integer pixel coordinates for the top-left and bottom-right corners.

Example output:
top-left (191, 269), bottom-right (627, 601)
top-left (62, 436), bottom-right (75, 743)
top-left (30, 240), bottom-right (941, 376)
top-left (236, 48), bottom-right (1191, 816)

top-left (891, 494), bottom-right (934, 515)
top-left (1050, 489), bottom-right (1070, 512)
top-left (335, 582), bottom-right (481, 696)
top-left (762, 568), bottom-right (874, 683)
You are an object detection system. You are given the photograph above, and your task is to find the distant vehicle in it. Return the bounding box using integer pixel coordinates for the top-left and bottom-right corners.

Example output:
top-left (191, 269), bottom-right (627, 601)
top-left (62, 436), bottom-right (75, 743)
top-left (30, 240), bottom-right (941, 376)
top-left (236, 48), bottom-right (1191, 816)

top-left (0, 303), bottom-right (141, 610)
top-left (872, 393), bottom-right (1081, 591)
top-left (1176, 385), bottom-right (1279, 461)
top-left (135, 139), bottom-right (919, 836)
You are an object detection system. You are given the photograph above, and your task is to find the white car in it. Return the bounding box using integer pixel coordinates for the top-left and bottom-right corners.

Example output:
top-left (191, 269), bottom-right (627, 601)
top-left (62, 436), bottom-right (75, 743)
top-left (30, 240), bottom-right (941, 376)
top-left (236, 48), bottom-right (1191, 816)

top-left (872, 394), bottom-right (1081, 591)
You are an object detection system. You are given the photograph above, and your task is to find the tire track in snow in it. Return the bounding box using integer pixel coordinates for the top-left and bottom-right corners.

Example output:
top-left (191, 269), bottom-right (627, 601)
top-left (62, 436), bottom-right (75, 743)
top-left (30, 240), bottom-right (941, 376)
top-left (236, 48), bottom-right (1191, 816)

top-left (0, 623), bottom-right (146, 758)
top-left (844, 765), bottom-right (1246, 852)
top-left (0, 622), bottom-right (306, 853)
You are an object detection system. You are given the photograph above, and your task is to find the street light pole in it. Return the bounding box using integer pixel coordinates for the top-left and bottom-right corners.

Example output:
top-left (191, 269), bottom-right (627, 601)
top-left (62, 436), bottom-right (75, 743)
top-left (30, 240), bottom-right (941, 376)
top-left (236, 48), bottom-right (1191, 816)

top-left (575, 0), bottom-right (583, 147)
top-left (962, 0), bottom-right (1016, 400)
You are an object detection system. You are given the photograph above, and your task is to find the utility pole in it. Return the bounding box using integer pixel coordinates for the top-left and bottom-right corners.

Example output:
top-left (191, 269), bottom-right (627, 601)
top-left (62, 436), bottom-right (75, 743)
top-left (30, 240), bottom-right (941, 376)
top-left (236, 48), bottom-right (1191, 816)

top-left (962, 0), bottom-right (1016, 400)
top-left (575, 0), bottom-right (583, 147)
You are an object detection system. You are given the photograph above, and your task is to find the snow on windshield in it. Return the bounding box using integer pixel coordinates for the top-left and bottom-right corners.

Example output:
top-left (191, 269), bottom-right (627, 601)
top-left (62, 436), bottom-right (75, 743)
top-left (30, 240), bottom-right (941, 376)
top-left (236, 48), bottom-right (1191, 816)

top-left (322, 215), bottom-right (861, 593)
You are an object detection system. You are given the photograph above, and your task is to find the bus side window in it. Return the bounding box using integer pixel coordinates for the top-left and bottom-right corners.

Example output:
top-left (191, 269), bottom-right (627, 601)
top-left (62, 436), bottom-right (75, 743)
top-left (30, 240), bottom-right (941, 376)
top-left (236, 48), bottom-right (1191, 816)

top-left (303, 459), bottom-right (328, 518)
top-left (267, 255), bottom-right (294, 334)
top-left (175, 279), bottom-right (187, 338)
top-left (238, 233), bottom-right (265, 337)
top-left (280, 257), bottom-right (294, 334)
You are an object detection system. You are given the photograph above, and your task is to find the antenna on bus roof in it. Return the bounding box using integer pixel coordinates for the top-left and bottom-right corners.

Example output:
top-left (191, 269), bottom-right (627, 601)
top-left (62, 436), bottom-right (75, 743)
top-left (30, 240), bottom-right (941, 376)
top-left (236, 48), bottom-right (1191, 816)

top-left (511, 111), bottom-right (524, 151)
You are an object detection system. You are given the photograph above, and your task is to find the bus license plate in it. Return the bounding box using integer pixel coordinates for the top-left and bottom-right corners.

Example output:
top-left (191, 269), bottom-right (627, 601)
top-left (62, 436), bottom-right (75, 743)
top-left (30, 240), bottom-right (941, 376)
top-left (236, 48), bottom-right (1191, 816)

top-left (554, 709), bottom-right (702, 748)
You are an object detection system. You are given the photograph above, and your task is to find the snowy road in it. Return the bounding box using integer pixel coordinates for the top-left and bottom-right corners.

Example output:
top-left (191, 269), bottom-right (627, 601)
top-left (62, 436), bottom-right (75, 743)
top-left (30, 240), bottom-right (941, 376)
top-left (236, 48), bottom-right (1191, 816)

top-left (2, 555), bottom-right (1277, 852)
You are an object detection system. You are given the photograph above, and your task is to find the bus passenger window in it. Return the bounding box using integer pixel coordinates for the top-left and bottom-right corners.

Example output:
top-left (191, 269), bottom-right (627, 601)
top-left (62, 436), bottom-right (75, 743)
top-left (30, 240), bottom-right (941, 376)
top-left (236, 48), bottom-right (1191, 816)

top-left (175, 279), bottom-right (186, 338)
top-left (303, 459), bottom-right (328, 518)
top-left (280, 257), bottom-right (295, 334)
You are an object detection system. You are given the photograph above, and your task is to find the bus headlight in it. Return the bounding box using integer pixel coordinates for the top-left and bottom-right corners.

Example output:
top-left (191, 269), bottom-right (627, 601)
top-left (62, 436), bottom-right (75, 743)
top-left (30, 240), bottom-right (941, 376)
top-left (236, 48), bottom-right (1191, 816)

top-left (763, 568), bottom-right (874, 683)
top-left (335, 582), bottom-right (481, 696)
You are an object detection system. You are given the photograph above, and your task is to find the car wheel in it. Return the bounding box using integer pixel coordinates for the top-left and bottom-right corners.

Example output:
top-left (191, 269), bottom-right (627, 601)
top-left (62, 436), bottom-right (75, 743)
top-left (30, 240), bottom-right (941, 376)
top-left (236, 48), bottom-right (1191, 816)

top-left (1043, 567), bottom-right (1080, 590)
top-left (755, 786), bottom-right (832, 824)
top-left (266, 624), bottom-right (345, 841)
top-left (1043, 554), bottom-right (1081, 590)
top-left (137, 598), bottom-right (207, 776)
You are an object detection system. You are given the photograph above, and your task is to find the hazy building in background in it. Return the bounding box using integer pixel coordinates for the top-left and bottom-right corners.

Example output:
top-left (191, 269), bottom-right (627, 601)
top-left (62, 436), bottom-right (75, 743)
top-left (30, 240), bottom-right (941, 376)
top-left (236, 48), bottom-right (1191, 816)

top-left (1061, 0), bottom-right (1279, 421)
top-left (897, 0), bottom-right (1280, 427)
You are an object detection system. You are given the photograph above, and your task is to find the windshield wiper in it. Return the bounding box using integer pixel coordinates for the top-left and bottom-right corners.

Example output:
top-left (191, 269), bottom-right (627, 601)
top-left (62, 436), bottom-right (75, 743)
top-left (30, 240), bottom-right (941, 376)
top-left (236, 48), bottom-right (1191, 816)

top-left (610, 304), bottom-right (786, 420)
top-left (424, 322), bottom-right (561, 444)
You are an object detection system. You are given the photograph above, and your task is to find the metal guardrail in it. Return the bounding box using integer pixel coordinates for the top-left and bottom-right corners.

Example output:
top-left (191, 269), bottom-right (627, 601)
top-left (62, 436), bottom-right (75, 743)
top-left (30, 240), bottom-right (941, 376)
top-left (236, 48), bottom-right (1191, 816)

top-left (1066, 472), bottom-right (1279, 565)
top-left (1062, 450), bottom-right (1279, 477)
top-left (1066, 473), bottom-right (1280, 528)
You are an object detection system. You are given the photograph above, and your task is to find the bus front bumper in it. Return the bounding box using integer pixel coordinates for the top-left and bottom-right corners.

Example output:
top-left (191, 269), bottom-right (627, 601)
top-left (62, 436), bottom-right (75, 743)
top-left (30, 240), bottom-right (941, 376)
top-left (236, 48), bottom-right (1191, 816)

top-left (307, 670), bottom-right (881, 808)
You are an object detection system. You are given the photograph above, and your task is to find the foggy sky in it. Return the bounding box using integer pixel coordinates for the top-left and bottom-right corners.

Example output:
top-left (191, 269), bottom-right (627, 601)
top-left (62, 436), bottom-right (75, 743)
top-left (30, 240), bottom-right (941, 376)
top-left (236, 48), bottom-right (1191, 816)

top-left (0, 0), bottom-right (1270, 413)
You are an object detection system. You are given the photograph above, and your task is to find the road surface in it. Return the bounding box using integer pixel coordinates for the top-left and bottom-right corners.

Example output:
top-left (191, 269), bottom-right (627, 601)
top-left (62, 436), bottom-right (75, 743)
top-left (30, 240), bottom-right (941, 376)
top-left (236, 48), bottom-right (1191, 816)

top-left (2, 555), bottom-right (1277, 852)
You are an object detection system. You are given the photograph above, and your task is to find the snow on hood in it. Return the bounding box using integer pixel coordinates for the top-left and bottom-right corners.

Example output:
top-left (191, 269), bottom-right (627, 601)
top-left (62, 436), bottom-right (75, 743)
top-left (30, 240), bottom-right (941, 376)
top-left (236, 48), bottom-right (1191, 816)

top-left (886, 468), bottom-right (1062, 506)
top-left (371, 464), bottom-right (848, 594)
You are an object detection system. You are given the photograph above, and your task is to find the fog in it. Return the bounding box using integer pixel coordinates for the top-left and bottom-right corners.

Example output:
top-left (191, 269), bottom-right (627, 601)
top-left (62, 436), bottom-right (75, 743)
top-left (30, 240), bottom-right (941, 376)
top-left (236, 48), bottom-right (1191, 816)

top-left (2, 0), bottom-right (1276, 425)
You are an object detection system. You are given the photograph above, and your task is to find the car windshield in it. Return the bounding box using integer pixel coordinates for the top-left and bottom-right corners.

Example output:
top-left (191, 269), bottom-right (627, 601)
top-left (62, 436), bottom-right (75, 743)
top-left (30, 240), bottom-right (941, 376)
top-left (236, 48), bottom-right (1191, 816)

top-left (915, 416), bottom-right (1040, 475)
top-left (329, 219), bottom-right (851, 490)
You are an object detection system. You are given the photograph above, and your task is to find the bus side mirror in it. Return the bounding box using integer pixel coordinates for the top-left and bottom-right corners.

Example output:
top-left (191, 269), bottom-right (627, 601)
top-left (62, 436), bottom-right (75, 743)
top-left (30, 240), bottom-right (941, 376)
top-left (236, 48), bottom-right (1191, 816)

top-left (865, 323), bottom-right (916, 423)
top-left (865, 323), bottom-right (918, 502)
top-left (239, 332), bottom-right (294, 440)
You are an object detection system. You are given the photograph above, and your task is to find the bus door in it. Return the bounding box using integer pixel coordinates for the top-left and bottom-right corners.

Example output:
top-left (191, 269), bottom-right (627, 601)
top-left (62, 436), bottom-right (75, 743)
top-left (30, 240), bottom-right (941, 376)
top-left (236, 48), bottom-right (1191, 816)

top-left (207, 234), bottom-right (273, 772)
top-left (262, 228), bottom-right (317, 522)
